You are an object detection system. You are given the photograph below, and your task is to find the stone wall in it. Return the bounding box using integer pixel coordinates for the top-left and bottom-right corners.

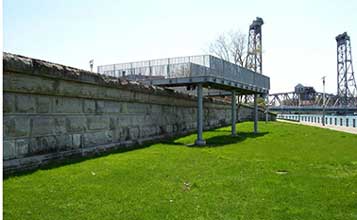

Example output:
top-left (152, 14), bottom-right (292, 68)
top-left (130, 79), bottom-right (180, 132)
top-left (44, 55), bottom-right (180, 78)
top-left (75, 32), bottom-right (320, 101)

top-left (3, 53), bottom-right (232, 174)
top-left (238, 104), bottom-right (276, 122)
top-left (3, 53), bottom-right (276, 174)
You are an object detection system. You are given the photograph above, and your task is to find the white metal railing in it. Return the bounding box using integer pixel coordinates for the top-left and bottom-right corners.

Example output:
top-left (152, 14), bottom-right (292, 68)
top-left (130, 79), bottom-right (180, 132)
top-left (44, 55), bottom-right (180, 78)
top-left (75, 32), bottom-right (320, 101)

top-left (98, 55), bottom-right (270, 90)
top-left (277, 114), bottom-right (357, 128)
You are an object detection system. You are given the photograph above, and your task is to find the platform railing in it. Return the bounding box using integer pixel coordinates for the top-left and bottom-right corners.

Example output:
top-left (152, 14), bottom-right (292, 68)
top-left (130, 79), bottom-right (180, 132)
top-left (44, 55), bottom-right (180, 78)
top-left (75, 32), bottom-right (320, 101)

top-left (98, 55), bottom-right (270, 90)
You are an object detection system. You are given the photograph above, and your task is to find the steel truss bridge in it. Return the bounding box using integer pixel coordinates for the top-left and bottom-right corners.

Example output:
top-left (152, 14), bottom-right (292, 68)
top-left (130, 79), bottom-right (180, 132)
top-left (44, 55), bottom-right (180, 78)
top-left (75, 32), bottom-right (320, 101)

top-left (268, 32), bottom-right (357, 114)
top-left (268, 91), bottom-right (357, 114)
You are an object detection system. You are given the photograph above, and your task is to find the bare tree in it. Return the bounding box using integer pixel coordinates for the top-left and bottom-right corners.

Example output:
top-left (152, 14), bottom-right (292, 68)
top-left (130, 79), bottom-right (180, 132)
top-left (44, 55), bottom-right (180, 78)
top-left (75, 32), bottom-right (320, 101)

top-left (209, 30), bottom-right (252, 104)
top-left (209, 30), bottom-right (247, 67)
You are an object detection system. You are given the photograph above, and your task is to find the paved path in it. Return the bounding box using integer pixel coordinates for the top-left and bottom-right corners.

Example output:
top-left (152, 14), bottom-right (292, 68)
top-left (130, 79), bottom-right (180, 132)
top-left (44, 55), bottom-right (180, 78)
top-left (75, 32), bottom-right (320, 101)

top-left (277, 119), bottom-right (357, 135)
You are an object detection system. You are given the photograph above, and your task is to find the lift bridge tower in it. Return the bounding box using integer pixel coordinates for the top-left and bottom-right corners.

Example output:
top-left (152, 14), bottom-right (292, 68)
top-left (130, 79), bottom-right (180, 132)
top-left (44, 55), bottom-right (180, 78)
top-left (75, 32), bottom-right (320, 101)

top-left (245, 17), bottom-right (266, 124)
top-left (336, 32), bottom-right (357, 107)
top-left (246, 17), bottom-right (264, 74)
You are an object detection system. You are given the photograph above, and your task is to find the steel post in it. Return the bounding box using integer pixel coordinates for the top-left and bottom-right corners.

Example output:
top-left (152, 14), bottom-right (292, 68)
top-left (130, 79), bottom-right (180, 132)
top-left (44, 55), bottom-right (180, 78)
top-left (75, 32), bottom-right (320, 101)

top-left (321, 76), bottom-right (326, 126)
top-left (195, 84), bottom-right (206, 145)
top-left (254, 93), bottom-right (258, 133)
top-left (265, 94), bottom-right (269, 123)
top-left (231, 91), bottom-right (237, 136)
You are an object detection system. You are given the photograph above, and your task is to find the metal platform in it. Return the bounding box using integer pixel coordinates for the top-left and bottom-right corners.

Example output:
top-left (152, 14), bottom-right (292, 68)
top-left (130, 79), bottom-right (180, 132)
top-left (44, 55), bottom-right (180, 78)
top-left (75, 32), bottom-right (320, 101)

top-left (98, 55), bottom-right (270, 94)
top-left (98, 55), bottom-right (270, 145)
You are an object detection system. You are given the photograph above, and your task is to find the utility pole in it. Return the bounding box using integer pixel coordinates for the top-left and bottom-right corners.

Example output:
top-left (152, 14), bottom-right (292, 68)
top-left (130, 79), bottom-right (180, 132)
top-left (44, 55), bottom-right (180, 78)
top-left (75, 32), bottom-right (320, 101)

top-left (322, 76), bottom-right (326, 126)
top-left (298, 94), bottom-right (301, 122)
top-left (89, 59), bottom-right (94, 72)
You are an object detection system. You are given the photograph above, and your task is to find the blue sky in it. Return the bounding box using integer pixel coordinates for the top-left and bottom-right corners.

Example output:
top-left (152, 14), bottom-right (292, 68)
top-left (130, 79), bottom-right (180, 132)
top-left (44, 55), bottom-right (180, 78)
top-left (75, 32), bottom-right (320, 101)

top-left (4, 0), bottom-right (357, 93)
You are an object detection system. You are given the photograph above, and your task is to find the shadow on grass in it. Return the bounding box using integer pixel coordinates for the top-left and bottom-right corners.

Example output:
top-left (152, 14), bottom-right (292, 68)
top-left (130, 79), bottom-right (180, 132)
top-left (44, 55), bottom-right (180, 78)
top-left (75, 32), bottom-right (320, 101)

top-left (4, 129), bottom-right (203, 179)
top-left (3, 140), bottom-right (157, 180)
top-left (166, 131), bottom-right (269, 147)
top-left (5, 130), bottom-right (268, 179)
top-left (204, 132), bottom-right (269, 147)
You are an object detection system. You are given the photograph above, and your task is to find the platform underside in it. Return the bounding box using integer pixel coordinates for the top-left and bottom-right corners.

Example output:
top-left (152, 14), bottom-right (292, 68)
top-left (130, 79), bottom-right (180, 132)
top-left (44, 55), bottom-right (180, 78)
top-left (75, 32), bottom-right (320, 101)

top-left (146, 76), bottom-right (268, 95)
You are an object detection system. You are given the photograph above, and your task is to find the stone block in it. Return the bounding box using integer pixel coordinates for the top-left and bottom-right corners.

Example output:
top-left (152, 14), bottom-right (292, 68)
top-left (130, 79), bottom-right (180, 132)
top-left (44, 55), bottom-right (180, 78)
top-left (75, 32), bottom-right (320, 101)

top-left (96, 101), bottom-right (105, 113)
top-left (140, 126), bottom-right (150, 138)
top-left (4, 116), bottom-right (30, 138)
top-left (140, 126), bottom-right (158, 138)
top-left (137, 93), bottom-right (150, 103)
top-left (16, 95), bottom-right (36, 113)
top-left (37, 96), bottom-right (51, 113)
top-left (3, 74), bottom-right (54, 95)
top-left (126, 103), bottom-right (148, 114)
top-left (3, 140), bottom-right (16, 160)
top-left (113, 89), bottom-right (134, 102)
top-left (29, 136), bottom-right (57, 154)
top-left (110, 117), bottom-right (122, 130)
top-left (4, 53), bottom-right (33, 73)
top-left (112, 127), bottom-right (127, 142)
top-left (55, 80), bottom-right (79, 95)
top-left (53, 97), bottom-right (83, 113)
top-left (72, 134), bottom-right (81, 148)
top-left (110, 129), bottom-right (120, 142)
top-left (15, 139), bottom-right (29, 156)
top-left (3, 93), bottom-right (15, 113)
top-left (128, 127), bottom-right (140, 140)
top-left (66, 117), bottom-right (87, 132)
top-left (31, 117), bottom-right (55, 136)
top-left (142, 114), bottom-right (158, 126)
top-left (132, 115), bottom-right (146, 126)
top-left (54, 117), bottom-right (66, 134)
top-left (87, 116), bottom-right (109, 130)
top-left (3, 117), bottom-right (15, 137)
top-left (121, 103), bottom-right (128, 113)
top-left (58, 81), bottom-right (98, 98)
top-left (55, 135), bottom-right (73, 150)
top-left (149, 104), bottom-right (162, 114)
top-left (84, 100), bottom-right (96, 113)
top-left (82, 131), bottom-right (112, 147)
top-left (117, 115), bottom-right (132, 127)
top-left (79, 84), bottom-right (101, 98)
top-left (104, 101), bottom-right (121, 113)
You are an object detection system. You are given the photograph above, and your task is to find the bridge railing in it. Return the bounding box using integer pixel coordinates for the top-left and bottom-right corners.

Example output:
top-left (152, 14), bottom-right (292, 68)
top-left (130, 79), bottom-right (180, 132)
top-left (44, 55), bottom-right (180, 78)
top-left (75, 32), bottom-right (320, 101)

top-left (278, 113), bottom-right (357, 128)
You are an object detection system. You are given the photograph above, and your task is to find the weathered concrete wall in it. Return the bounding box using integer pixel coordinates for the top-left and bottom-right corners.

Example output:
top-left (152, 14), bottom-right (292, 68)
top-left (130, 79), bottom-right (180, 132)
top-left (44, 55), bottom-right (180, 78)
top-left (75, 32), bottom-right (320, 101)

top-left (3, 53), bottom-right (232, 174)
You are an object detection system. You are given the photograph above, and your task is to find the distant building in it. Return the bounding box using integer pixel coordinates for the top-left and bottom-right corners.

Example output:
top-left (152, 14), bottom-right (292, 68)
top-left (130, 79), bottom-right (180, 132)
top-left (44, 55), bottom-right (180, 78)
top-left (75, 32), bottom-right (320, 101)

top-left (294, 84), bottom-right (317, 104)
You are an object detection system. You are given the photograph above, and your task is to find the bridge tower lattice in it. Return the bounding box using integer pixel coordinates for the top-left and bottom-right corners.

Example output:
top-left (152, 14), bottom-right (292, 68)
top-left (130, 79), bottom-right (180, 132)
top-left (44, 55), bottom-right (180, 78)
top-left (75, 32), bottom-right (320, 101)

top-left (336, 32), bottom-right (357, 106)
top-left (246, 17), bottom-right (264, 74)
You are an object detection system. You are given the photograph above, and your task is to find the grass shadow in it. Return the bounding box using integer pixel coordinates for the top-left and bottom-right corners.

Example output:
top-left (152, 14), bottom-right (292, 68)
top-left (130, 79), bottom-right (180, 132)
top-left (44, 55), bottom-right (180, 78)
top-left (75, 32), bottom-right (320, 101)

top-left (5, 129), bottom-right (268, 179)
top-left (3, 140), bottom-right (158, 180)
top-left (204, 131), bottom-right (269, 147)
top-left (166, 131), bottom-right (269, 147)
top-left (4, 128), bottom-right (206, 179)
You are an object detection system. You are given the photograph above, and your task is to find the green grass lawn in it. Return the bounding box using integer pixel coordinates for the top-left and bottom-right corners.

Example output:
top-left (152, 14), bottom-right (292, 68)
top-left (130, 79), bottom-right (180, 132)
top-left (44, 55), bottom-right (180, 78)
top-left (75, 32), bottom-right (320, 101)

top-left (4, 122), bottom-right (357, 220)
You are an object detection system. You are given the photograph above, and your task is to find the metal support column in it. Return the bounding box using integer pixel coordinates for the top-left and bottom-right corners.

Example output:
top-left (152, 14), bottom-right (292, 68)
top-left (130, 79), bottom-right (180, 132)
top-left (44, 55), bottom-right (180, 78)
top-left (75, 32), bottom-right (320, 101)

top-left (195, 84), bottom-right (206, 145)
top-left (265, 94), bottom-right (269, 123)
top-left (322, 76), bottom-right (326, 126)
top-left (254, 93), bottom-right (258, 133)
top-left (231, 91), bottom-right (237, 136)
